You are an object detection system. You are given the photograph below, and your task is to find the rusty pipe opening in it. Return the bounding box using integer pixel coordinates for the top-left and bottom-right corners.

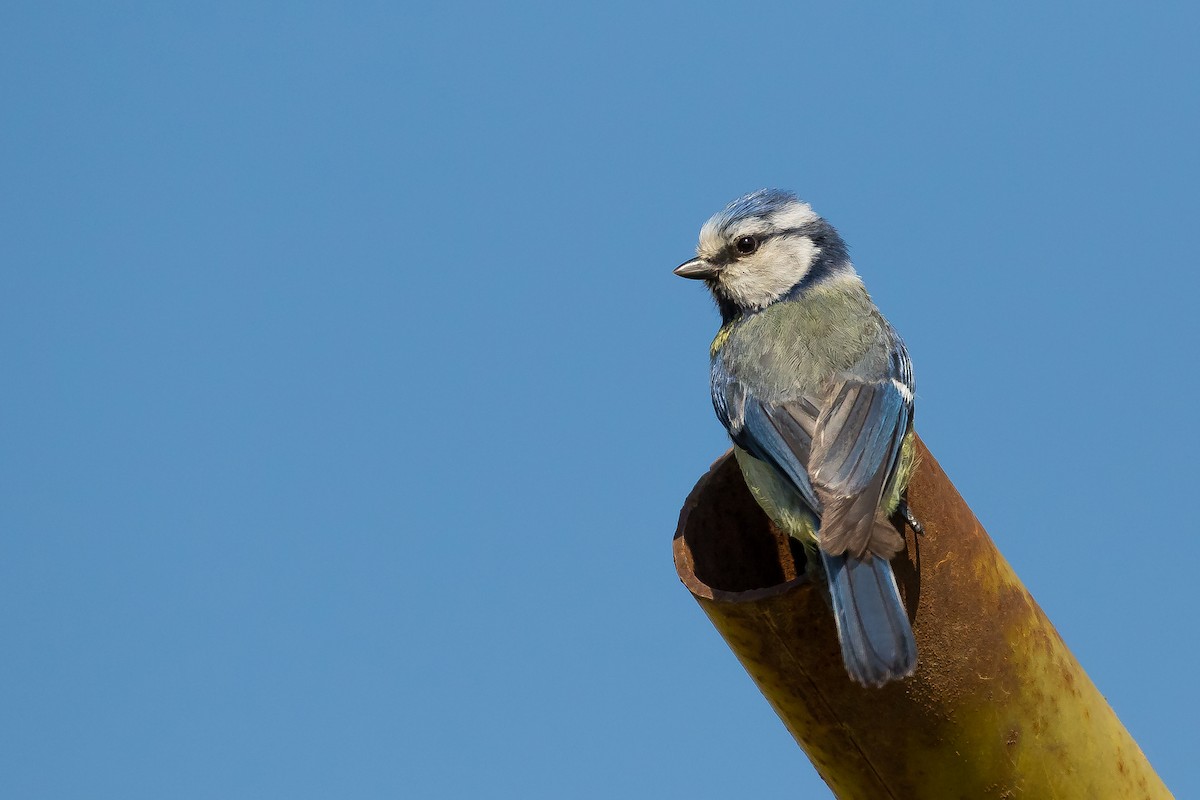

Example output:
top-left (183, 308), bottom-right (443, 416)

top-left (675, 451), bottom-right (809, 596)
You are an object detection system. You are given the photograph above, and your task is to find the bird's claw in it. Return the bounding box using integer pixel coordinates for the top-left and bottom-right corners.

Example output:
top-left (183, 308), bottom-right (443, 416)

top-left (898, 500), bottom-right (925, 536)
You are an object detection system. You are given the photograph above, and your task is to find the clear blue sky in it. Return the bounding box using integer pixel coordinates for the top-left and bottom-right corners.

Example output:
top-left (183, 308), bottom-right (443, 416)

top-left (4, 3), bottom-right (1197, 797)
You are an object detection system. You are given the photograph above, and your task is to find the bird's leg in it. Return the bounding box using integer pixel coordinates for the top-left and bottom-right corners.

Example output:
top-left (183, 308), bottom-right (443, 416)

top-left (897, 499), bottom-right (925, 536)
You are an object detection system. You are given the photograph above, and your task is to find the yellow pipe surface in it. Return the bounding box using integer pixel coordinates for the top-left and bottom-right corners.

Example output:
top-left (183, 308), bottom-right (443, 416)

top-left (674, 437), bottom-right (1171, 799)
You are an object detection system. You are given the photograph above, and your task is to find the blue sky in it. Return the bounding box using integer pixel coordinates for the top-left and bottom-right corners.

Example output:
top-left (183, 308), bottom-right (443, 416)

top-left (3, 2), bottom-right (1198, 797)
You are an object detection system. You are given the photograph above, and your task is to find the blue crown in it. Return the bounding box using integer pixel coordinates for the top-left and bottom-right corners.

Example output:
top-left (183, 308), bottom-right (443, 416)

top-left (711, 189), bottom-right (800, 233)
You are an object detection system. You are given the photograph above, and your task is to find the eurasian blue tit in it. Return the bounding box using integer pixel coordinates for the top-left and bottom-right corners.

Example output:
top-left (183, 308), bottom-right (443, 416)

top-left (676, 189), bottom-right (919, 687)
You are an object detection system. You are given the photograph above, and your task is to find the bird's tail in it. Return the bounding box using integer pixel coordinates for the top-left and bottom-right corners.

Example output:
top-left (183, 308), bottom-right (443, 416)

top-left (819, 550), bottom-right (917, 687)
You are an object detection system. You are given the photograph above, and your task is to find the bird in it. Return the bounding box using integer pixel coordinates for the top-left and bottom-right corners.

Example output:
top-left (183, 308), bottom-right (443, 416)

top-left (675, 188), bottom-right (919, 687)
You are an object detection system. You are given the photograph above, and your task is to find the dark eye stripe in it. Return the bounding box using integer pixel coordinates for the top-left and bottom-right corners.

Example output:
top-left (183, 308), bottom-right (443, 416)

top-left (728, 226), bottom-right (811, 256)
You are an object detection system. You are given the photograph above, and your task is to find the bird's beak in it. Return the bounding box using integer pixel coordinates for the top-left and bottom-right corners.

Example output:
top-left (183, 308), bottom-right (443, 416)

top-left (674, 257), bottom-right (719, 280)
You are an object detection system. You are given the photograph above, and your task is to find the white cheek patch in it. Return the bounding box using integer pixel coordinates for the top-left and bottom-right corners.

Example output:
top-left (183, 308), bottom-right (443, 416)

top-left (718, 236), bottom-right (819, 310)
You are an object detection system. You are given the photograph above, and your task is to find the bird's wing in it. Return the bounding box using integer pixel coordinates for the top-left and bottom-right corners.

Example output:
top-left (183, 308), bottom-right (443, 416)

top-left (808, 378), bottom-right (910, 559)
top-left (713, 371), bottom-right (823, 514)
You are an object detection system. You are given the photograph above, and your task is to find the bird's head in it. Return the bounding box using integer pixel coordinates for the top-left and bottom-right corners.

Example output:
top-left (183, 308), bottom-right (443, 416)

top-left (675, 189), bottom-right (853, 317)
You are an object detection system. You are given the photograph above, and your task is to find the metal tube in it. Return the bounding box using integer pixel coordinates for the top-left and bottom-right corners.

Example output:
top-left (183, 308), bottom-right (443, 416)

top-left (674, 437), bottom-right (1171, 799)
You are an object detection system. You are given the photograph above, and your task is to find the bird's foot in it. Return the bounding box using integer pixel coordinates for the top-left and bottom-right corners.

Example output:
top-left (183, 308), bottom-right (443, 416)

top-left (897, 500), bottom-right (924, 536)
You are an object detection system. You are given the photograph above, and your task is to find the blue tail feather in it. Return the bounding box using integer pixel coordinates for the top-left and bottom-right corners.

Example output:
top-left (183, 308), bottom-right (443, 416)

top-left (820, 550), bottom-right (917, 687)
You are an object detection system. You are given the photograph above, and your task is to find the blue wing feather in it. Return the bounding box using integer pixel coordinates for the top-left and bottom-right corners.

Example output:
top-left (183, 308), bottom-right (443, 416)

top-left (810, 379), bottom-right (910, 558)
top-left (740, 397), bottom-right (821, 513)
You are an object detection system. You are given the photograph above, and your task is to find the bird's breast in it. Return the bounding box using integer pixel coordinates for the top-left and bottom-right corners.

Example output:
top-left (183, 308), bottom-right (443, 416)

top-left (714, 292), bottom-right (885, 401)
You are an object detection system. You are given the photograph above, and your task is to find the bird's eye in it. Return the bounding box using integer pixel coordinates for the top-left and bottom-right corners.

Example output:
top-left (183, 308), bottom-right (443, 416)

top-left (734, 235), bottom-right (759, 255)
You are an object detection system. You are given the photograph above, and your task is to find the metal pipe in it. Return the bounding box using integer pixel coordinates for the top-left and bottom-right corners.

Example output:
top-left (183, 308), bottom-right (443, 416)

top-left (674, 436), bottom-right (1171, 799)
